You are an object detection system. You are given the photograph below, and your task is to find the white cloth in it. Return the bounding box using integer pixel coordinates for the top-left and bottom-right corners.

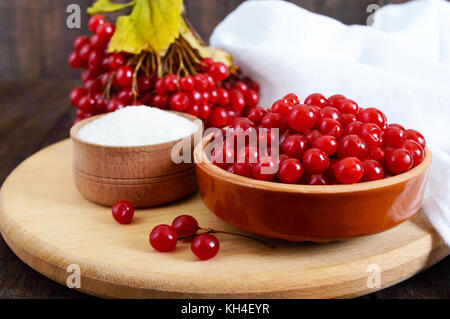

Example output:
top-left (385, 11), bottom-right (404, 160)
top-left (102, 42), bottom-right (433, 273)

top-left (210, 0), bottom-right (450, 246)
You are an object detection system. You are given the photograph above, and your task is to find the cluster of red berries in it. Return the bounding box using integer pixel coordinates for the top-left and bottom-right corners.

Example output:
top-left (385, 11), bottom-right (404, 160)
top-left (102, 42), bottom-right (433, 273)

top-left (212, 93), bottom-right (426, 185)
top-left (150, 215), bottom-right (220, 261)
top-left (111, 201), bottom-right (219, 260)
top-left (68, 15), bottom-right (260, 126)
top-left (150, 59), bottom-right (260, 129)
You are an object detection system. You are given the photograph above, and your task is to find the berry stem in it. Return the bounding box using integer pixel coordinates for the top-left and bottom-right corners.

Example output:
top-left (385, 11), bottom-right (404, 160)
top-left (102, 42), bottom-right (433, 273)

top-left (178, 227), bottom-right (275, 248)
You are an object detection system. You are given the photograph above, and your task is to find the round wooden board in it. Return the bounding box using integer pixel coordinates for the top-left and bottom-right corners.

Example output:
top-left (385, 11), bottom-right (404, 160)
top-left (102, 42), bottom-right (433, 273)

top-left (0, 139), bottom-right (448, 299)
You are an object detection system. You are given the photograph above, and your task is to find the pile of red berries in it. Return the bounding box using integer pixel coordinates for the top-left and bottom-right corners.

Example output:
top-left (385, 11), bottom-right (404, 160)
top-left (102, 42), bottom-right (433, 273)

top-left (68, 14), bottom-right (260, 126)
top-left (212, 93), bottom-right (426, 185)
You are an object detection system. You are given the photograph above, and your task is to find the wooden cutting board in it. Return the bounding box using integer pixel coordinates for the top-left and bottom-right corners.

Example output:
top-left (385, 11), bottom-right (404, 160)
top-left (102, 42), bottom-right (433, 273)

top-left (0, 139), bottom-right (447, 298)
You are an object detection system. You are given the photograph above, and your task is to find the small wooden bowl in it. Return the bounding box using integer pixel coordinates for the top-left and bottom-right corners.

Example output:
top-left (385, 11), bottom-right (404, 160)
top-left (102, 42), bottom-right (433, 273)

top-left (70, 112), bottom-right (202, 208)
top-left (194, 136), bottom-right (432, 242)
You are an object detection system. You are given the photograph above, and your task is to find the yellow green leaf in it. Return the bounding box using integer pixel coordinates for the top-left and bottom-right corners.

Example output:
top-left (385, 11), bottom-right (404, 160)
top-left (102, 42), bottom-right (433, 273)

top-left (108, 0), bottom-right (182, 55)
top-left (87, 0), bottom-right (136, 15)
top-left (180, 20), bottom-right (234, 68)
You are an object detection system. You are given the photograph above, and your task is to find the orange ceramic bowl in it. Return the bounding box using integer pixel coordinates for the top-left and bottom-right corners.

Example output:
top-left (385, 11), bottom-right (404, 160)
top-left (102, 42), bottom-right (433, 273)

top-left (194, 136), bottom-right (432, 242)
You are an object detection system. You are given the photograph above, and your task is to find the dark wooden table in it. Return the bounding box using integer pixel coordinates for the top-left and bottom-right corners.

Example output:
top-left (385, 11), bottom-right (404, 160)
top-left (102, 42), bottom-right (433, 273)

top-left (0, 79), bottom-right (448, 298)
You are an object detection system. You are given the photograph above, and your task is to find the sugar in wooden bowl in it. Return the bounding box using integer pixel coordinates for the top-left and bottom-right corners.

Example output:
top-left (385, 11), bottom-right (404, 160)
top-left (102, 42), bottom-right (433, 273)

top-left (70, 106), bottom-right (202, 208)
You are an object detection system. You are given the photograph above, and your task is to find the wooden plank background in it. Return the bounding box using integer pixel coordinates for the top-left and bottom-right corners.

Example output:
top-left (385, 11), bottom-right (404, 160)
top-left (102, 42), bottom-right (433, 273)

top-left (0, 0), bottom-right (409, 81)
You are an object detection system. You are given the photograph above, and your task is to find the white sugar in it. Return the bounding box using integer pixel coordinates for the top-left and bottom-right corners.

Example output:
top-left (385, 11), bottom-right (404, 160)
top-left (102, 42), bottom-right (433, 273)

top-left (77, 106), bottom-right (196, 146)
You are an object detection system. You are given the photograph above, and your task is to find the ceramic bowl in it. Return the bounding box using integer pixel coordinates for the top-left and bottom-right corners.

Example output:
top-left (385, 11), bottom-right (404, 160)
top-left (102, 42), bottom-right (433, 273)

top-left (194, 135), bottom-right (432, 242)
top-left (71, 111), bottom-right (202, 208)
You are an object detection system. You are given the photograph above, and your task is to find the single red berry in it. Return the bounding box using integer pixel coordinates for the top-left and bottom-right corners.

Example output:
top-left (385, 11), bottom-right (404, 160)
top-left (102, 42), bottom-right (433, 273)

top-left (402, 140), bottom-right (424, 167)
top-left (78, 96), bottom-right (97, 113)
top-left (193, 73), bottom-right (209, 91)
top-left (308, 174), bottom-right (328, 185)
top-left (137, 75), bottom-right (153, 93)
top-left (328, 94), bottom-right (346, 108)
top-left (112, 201), bottom-right (134, 224)
top-left (272, 99), bottom-right (293, 117)
top-left (304, 93), bottom-right (329, 108)
top-left (340, 114), bottom-right (357, 128)
top-left (317, 118), bottom-right (343, 140)
top-left (149, 225), bottom-right (178, 252)
top-left (358, 107), bottom-right (387, 130)
top-left (385, 148), bottom-right (413, 175)
top-left (117, 88), bottom-right (134, 105)
top-left (107, 53), bottom-right (126, 70)
top-left (389, 123), bottom-right (406, 131)
top-left (115, 66), bottom-right (134, 88)
top-left (186, 104), bottom-right (200, 117)
top-left (405, 129), bottom-right (426, 149)
top-left (212, 145), bottom-right (235, 168)
top-left (344, 120), bottom-right (364, 136)
top-left (78, 44), bottom-right (91, 61)
top-left (200, 57), bottom-right (214, 72)
top-left (302, 148), bottom-right (330, 175)
top-left (234, 81), bottom-right (248, 93)
top-left (317, 106), bottom-right (341, 123)
top-left (172, 215), bottom-right (199, 237)
top-left (106, 98), bottom-right (125, 112)
top-left (70, 87), bottom-right (88, 107)
top-left (88, 14), bottom-right (105, 33)
top-left (208, 62), bottom-right (229, 81)
top-left (304, 129), bottom-right (322, 144)
top-left (231, 117), bottom-right (255, 132)
top-left (313, 135), bottom-right (338, 156)
top-left (288, 105), bottom-right (317, 133)
top-left (68, 51), bottom-right (84, 68)
top-left (74, 35), bottom-right (89, 52)
top-left (180, 76), bottom-right (195, 92)
top-left (283, 93), bottom-right (299, 105)
top-left (369, 147), bottom-right (385, 164)
top-left (191, 234), bottom-right (220, 260)
top-left (205, 74), bottom-right (216, 89)
top-left (246, 89), bottom-right (259, 108)
top-left (337, 134), bottom-right (369, 159)
top-left (334, 157), bottom-right (364, 184)
top-left (96, 22), bottom-right (115, 43)
top-left (152, 94), bottom-right (169, 109)
top-left (236, 145), bottom-right (259, 164)
top-left (281, 134), bottom-right (309, 158)
top-left (360, 123), bottom-right (382, 149)
top-left (209, 88), bottom-right (219, 104)
top-left (164, 74), bottom-right (178, 92)
top-left (209, 107), bottom-right (229, 127)
top-left (233, 162), bottom-right (253, 178)
top-left (217, 88), bottom-right (230, 106)
top-left (277, 158), bottom-right (304, 184)
top-left (89, 34), bottom-right (105, 51)
top-left (361, 159), bottom-right (384, 181)
top-left (229, 88), bottom-right (246, 112)
top-left (252, 156), bottom-right (277, 181)
top-left (247, 106), bottom-right (267, 125)
top-left (261, 112), bottom-right (287, 130)
top-left (384, 126), bottom-right (406, 148)
top-left (169, 92), bottom-right (190, 111)
top-left (336, 99), bottom-right (359, 116)
top-left (155, 78), bottom-right (168, 95)
top-left (198, 104), bottom-right (212, 120)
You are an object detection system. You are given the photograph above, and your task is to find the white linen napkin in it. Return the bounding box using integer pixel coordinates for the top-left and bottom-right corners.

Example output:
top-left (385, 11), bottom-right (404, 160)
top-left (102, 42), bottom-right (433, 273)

top-left (210, 0), bottom-right (450, 246)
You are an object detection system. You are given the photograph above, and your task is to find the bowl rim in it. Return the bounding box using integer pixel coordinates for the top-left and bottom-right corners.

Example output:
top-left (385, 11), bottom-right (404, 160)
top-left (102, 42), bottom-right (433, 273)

top-left (194, 133), bottom-right (432, 194)
top-left (70, 110), bottom-right (202, 150)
